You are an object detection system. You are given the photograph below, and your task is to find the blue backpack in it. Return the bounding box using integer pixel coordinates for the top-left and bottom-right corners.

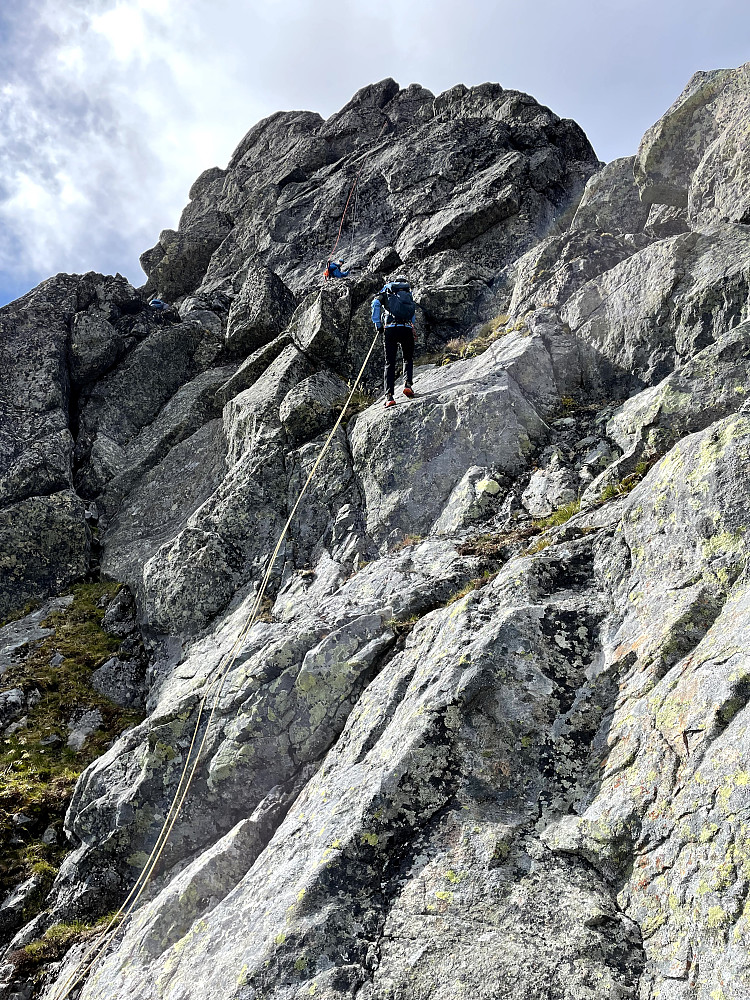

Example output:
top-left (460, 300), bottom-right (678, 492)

top-left (381, 281), bottom-right (416, 324)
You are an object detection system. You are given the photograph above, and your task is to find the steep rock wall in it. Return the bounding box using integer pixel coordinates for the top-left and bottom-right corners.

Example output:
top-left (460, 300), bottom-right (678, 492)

top-left (0, 66), bottom-right (750, 1000)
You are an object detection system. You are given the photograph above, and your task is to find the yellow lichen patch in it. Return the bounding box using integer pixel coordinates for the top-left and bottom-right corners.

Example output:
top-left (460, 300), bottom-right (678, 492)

top-left (295, 670), bottom-right (317, 693)
top-left (706, 905), bottom-right (729, 929)
top-left (717, 771), bottom-right (750, 812)
top-left (640, 912), bottom-right (667, 938)
top-left (444, 869), bottom-right (465, 884)
top-left (360, 832), bottom-right (379, 847)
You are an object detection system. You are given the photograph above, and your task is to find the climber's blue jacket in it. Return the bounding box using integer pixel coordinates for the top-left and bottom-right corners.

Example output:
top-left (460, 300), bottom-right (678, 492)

top-left (326, 260), bottom-right (349, 279)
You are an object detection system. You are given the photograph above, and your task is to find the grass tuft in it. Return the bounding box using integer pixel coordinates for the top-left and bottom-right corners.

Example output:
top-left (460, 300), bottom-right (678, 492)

top-left (445, 569), bottom-right (499, 605)
top-left (414, 311), bottom-right (522, 368)
top-left (599, 459), bottom-right (655, 502)
top-left (386, 614), bottom-right (420, 637)
top-left (456, 526), bottom-right (540, 560)
top-left (531, 499), bottom-right (581, 531)
top-left (8, 913), bottom-right (119, 977)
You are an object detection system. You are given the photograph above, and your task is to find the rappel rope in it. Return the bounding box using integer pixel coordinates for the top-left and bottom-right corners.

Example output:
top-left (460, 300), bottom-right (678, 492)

top-left (349, 183), bottom-right (359, 262)
top-left (51, 145), bottom-right (389, 996)
top-left (327, 118), bottom-right (389, 267)
top-left (51, 327), bottom-right (381, 1000)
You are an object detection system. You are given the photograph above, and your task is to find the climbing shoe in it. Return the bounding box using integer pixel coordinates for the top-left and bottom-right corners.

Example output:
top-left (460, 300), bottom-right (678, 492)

top-left (403, 385), bottom-right (415, 398)
top-left (384, 396), bottom-right (396, 408)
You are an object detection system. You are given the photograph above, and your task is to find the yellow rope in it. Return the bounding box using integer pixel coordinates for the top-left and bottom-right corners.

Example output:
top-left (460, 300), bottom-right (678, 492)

top-left (51, 328), bottom-right (381, 1000)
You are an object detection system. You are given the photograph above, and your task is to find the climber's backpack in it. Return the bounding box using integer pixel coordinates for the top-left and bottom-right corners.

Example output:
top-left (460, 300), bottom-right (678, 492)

top-left (380, 282), bottom-right (416, 325)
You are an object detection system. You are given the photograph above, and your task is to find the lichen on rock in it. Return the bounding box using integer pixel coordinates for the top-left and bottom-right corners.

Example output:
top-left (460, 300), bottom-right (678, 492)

top-left (2, 65), bottom-right (750, 1000)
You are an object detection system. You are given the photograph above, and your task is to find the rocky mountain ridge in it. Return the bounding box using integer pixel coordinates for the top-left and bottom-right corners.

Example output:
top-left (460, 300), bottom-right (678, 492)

top-left (0, 64), bottom-right (749, 1000)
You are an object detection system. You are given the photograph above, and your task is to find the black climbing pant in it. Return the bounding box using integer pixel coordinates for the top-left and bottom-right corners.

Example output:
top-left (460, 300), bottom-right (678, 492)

top-left (383, 325), bottom-right (414, 397)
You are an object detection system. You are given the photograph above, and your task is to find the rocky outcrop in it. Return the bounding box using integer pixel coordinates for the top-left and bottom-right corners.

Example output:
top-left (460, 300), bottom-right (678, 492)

top-left (571, 156), bottom-right (651, 234)
top-left (560, 226), bottom-right (750, 384)
top-left (635, 61), bottom-right (750, 228)
top-left (142, 78), bottom-right (600, 324)
top-left (0, 273), bottom-right (143, 617)
top-left (508, 228), bottom-right (651, 316)
top-left (2, 65), bottom-right (750, 1000)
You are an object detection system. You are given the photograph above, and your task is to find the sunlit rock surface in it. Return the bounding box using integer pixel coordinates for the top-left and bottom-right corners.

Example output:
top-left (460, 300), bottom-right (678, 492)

top-left (1, 67), bottom-right (750, 1000)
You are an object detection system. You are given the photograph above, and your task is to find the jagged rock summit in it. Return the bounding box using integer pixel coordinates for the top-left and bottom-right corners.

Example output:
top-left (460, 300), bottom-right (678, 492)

top-left (0, 64), bottom-right (750, 1000)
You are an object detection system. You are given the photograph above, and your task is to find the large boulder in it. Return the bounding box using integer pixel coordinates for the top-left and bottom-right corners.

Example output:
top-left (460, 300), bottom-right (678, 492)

top-left (74, 316), bottom-right (221, 497)
top-left (635, 62), bottom-right (750, 228)
top-left (0, 492), bottom-right (90, 619)
top-left (279, 371), bottom-right (349, 444)
top-left (509, 228), bottom-right (650, 316)
top-left (570, 156), bottom-right (651, 234)
top-left (584, 320), bottom-right (750, 501)
top-left (560, 225), bottom-right (750, 385)
top-left (224, 262), bottom-right (296, 356)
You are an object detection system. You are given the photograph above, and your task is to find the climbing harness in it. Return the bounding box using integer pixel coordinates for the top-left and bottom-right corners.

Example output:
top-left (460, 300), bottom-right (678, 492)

top-left (50, 327), bottom-right (382, 1000)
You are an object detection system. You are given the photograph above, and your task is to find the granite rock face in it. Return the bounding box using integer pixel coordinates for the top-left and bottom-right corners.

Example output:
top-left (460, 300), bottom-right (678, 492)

top-left (635, 61), bottom-right (750, 228)
top-left (571, 156), bottom-right (651, 235)
top-left (142, 78), bottom-right (600, 319)
top-left (2, 66), bottom-right (750, 1000)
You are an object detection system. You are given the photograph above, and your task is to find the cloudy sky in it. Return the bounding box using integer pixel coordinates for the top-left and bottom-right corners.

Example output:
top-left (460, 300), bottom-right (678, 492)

top-left (0, 0), bottom-right (748, 306)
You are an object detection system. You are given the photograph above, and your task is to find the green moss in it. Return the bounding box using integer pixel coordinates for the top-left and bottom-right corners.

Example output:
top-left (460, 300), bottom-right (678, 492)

top-left (1, 599), bottom-right (43, 628)
top-left (560, 396), bottom-right (578, 415)
top-left (0, 582), bottom-right (144, 904)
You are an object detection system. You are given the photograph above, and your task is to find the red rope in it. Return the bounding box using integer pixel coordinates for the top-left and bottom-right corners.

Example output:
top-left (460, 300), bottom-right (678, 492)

top-left (327, 119), bottom-right (389, 265)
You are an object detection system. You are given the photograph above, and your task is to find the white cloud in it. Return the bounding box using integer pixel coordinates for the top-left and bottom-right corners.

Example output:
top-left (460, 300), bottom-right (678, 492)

top-left (0, 0), bottom-right (749, 305)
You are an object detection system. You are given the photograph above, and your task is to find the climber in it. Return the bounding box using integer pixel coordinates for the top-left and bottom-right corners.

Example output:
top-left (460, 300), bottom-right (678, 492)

top-left (372, 276), bottom-right (417, 408)
top-left (148, 297), bottom-right (174, 324)
top-left (324, 259), bottom-right (350, 280)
